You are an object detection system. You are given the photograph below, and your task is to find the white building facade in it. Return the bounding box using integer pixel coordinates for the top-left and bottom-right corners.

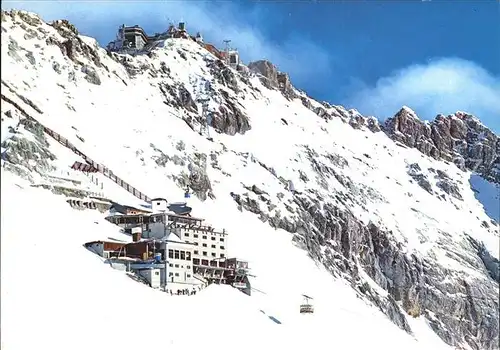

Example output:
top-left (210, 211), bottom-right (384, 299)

top-left (177, 226), bottom-right (228, 267)
top-left (151, 198), bottom-right (168, 213)
top-left (137, 268), bottom-right (162, 289)
top-left (162, 240), bottom-right (195, 285)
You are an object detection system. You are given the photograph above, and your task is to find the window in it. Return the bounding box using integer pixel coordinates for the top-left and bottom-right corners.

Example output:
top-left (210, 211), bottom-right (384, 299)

top-left (201, 259), bottom-right (209, 266)
top-left (175, 264), bottom-right (179, 268)
top-left (175, 273), bottom-right (179, 277)
top-left (187, 274), bottom-right (191, 278)
top-left (187, 266), bottom-right (191, 269)
top-left (184, 232), bottom-right (189, 237)
top-left (220, 238), bottom-right (225, 242)
top-left (202, 235), bottom-right (207, 239)
top-left (194, 250), bottom-right (199, 255)
top-left (154, 271), bottom-right (159, 276)
top-left (194, 242), bottom-right (198, 246)
top-left (194, 234), bottom-right (198, 238)
top-left (211, 252), bottom-right (216, 257)
top-left (211, 237), bottom-right (215, 241)
top-left (169, 263), bottom-right (173, 267)
top-left (174, 250), bottom-right (180, 259)
top-left (211, 244), bottom-right (216, 249)
top-left (180, 251), bottom-right (186, 260)
top-left (202, 243), bottom-right (207, 247)
top-left (220, 246), bottom-right (225, 250)
top-left (220, 253), bottom-right (225, 258)
top-left (156, 202), bottom-right (161, 206)
top-left (168, 249), bottom-right (173, 258)
top-left (202, 251), bottom-right (207, 256)
top-left (169, 272), bottom-right (173, 276)
top-left (186, 252), bottom-right (191, 261)
top-left (193, 258), bottom-right (200, 265)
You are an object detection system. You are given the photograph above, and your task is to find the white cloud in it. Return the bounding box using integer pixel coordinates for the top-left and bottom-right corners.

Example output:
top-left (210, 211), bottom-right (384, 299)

top-left (2, 0), bottom-right (332, 83)
top-left (346, 58), bottom-right (500, 132)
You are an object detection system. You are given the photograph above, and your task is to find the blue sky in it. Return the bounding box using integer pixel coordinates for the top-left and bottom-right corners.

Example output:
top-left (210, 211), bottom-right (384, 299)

top-left (3, 0), bottom-right (500, 132)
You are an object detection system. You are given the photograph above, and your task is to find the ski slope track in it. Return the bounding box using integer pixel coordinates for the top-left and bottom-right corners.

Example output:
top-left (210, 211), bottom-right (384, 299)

top-left (1, 10), bottom-right (499, 350)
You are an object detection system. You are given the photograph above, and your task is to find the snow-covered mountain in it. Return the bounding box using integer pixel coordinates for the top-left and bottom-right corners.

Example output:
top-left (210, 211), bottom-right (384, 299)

top-left (1, 10), bottom-right (499, 350)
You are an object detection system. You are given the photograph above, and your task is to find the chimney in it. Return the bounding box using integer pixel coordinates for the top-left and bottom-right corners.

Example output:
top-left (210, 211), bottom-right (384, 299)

top-left (132, 226), bottom-right (142, 242)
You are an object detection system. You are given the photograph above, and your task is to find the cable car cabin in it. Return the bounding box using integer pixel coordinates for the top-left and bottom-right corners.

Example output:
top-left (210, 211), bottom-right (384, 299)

top-left (299, 304), bottom-right (314, 314)
top-left (300, 294), bottom-right (314, 314)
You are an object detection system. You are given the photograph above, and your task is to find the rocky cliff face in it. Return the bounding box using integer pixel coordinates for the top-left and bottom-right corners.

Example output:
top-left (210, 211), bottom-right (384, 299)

top-left (222, 60), bottom-right (499, 350)
top-left (248, 60), bottom-right (279, 89)
top-left (230, 155), bottom-right (499, 350)
top-left (248, 59), bottom-right (297, 100)
top-left (384, 107), bottom-right (499, 184)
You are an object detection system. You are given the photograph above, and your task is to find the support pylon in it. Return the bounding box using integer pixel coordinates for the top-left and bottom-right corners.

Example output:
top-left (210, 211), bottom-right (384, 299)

top-left (197, 98), bottom-right (211, 140)
top-left (223, 39), bottom-right (231, 65)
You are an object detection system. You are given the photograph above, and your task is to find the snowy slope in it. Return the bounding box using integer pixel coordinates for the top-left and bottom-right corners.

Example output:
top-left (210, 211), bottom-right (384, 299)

top-left (470, 174), bottom-right (500, 223)
top-left (1, 10), bottom-right (499, 350)
top-left (1, 172), bottom-right (449, 350)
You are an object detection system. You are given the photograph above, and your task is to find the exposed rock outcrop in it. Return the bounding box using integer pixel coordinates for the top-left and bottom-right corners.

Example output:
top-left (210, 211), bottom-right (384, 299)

top-left (81, 64), bottom-right (101, 85)
top-left (178, 85), bottom-right (198, 113)
top-left (1, 118), bottom-right (57, 181)
top-left (230, 187), bottom-right (499, 350)
top-left (466, 235), bottom-right (500, 282)
top-left (407, 163), bottom-right (433, 194)
top-left (228, 151), bottom-right (499, 350)
top-left (248, 59), bottom-right (297, 99)
top-left (210, 91), bottom-right (251, 136)
top-left (276, 72), bottom-right (295, 99)
top-left (207, 58), bottom-right (239, 93)
top-left (248, 60), bottom-right (278, 89)
top-left (384, 107), bottom-right (500, 184)
top-left (50, 19), bottom-right (79, 37)
top-left (311, 103), bottom-right (382, 132)
top-left (177, 153), bottom-right (214, 201)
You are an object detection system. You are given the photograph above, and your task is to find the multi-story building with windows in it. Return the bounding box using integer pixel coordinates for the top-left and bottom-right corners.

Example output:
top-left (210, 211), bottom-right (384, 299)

top-left (162, 239), bottom-right (195, 286)
top-left (107, 211), bottom-right (228, 269)
top-left (178, 225), bottom-right (227, 267)
top-left (107, 22), bottom-right (192, 53)
top-left (104, 205), bottom-right (252, 293)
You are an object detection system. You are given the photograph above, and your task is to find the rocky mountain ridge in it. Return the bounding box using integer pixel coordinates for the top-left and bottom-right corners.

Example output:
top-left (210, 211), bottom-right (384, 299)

top-left (384, 107), bottom-right (499, 184)
top-left (1, 10), bottom-right (499, 350)
top-left (248, 60), bottom-right (499, 186)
